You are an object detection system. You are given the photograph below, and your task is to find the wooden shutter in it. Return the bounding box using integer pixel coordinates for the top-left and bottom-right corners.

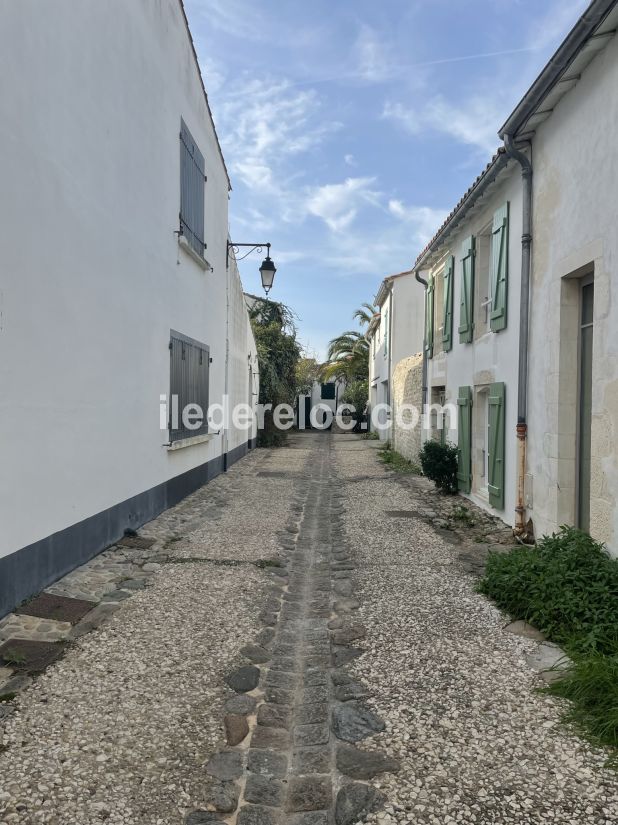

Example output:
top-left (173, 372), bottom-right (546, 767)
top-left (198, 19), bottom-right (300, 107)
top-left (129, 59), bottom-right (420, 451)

top-left (180, 119), bottom-right (206, 257)
top-left (442, 256), bottom-right (454, 352)
top-left (488, 382), bottom-right (506, 509)
top-left (490, 203), bottom-right (509, 332)
top-left (456, 386), bottom-right (472, 493)
top-left (425, 275), bottom-right (434, 358)
top-left (459, 236), bottom-right (475, 343)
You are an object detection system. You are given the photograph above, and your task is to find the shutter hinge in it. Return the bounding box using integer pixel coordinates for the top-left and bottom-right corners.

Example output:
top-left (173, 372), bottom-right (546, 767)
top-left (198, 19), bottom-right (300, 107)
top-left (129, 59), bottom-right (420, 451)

top-left (169, 341), bottom-right (173, 351)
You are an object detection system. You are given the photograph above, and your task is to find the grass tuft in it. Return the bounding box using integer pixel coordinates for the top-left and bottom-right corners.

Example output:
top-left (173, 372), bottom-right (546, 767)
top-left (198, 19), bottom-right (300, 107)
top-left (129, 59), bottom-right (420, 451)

top-left (378, 446), bottom-right (421, 475)
top-left (479, 526), bottom-right (618, 756)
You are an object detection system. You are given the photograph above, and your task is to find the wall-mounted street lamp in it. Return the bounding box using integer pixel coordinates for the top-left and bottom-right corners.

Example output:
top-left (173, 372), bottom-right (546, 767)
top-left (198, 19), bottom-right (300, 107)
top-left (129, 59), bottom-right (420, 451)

top-left (226, 241), bottom-right (277, 295)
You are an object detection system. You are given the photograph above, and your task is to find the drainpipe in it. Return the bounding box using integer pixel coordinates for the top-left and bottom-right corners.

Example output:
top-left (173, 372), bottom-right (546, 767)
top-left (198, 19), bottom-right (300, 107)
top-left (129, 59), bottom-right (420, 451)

top-left (503, 133), bottom-right (533, 539)
top-left (415, 269), bottom-right (429, 417)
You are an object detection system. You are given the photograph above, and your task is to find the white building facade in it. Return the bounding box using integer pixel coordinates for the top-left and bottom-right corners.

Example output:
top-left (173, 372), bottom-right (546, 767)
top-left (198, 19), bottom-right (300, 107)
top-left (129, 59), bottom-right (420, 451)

top-left (500, 0), bottom-right (618, 551)
top-left (0, 0), bottom-right (259, 617)
top-left (415, 153), bottom-right (524, 523)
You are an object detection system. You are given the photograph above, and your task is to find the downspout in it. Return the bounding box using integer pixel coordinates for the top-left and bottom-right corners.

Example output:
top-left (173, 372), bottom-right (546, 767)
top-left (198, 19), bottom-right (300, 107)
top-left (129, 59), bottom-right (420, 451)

top-left (503, 133), bottom-right (533, 539)
top-left (415, 270), bottom-right (429, 419)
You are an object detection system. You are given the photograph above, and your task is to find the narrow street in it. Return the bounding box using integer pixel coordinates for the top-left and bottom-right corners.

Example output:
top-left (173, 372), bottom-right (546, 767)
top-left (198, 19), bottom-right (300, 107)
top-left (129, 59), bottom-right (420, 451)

top-left (1, 433), bottom-right (618, 825)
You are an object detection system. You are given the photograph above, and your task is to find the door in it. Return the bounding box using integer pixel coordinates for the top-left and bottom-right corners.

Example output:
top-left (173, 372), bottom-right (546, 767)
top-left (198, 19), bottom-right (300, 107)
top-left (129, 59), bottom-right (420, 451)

top-left (577, 279), bottom-right (594, 532)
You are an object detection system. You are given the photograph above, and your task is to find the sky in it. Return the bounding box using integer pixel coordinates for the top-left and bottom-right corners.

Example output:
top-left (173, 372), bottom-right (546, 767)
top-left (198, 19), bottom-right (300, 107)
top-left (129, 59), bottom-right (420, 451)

top-left (184, 0), bottom-right (589, 359)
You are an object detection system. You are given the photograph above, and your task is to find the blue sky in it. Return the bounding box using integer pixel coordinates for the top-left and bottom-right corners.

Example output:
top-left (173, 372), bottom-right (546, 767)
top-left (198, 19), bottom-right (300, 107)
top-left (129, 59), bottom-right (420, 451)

top-left (184, 0), bottom-right (588, 359)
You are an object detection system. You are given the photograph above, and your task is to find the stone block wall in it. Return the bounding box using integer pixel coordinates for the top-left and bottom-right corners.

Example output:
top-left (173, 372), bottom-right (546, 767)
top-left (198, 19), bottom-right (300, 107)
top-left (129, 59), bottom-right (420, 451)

top-left (391, 353), bottom-right (423, 464)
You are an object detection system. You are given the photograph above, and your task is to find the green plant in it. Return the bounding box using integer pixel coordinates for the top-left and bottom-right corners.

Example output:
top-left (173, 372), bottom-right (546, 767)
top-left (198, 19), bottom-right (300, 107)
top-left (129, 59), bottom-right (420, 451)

top-left (1, 649), bottom-right (26, 665)
top-left (479, 527), bottom-right (618, 755)
top-left (379, 447), bottom-right (421, 475)
top-left (361, 431), bottom-right (379, 440)
top-left (452, 505), bottom-right (476, 527)
top-left (340, 379), bottom-right (368, 417)
top-left (419, 440), bottom-right (459, 493)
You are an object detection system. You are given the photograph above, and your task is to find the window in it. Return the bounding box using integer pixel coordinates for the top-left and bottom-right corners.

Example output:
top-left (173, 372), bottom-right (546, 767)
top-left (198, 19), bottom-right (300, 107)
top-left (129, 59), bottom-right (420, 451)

top-left (321, 383), bottom-right (336, 400)
top-left (169, 331), bottom-right (210, 443)
top-left (179, 119), bottom-right (206, 258)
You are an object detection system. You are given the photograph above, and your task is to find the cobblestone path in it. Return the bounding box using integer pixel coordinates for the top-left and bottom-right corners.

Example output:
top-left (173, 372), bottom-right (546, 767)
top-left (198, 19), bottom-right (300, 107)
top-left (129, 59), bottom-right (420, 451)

top-left (200, 433), bottom-right (393, 825)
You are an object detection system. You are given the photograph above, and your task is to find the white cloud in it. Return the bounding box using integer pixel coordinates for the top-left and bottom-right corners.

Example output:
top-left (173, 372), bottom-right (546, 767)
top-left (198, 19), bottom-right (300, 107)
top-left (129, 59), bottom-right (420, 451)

top-left (388, 200), bottom-right (448, 245)
top-left (354, 24), bottom-right (392, 82)
top-left (382, 95), bottom-right (504, 155)
top-left (344, 154), bottom-right (356, 167)
top-left (305, 177), bottom-right (381, 232)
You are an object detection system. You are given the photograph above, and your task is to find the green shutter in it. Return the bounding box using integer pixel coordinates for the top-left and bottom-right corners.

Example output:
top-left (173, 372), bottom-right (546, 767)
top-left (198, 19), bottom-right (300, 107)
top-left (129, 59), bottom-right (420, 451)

top-left (456, 386), bottom-right (472, 493)
top-left (459, 236), bottom-right (475, 343)
top-left (490, 203), bottom-right (509, 332)
top-left (488, 382), bottom-right (506, 509)
top-left (425, 275), bottom-right (434, 358)
top-left (442, 256), bottom-right (454, 352)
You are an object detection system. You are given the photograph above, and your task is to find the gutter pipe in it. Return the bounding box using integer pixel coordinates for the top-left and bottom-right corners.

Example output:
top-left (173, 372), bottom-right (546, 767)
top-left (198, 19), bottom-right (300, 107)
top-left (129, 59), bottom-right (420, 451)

top-left (415, 270), bottom-right (429, 415)
top-left (503, 133), bottom-right (533, 538)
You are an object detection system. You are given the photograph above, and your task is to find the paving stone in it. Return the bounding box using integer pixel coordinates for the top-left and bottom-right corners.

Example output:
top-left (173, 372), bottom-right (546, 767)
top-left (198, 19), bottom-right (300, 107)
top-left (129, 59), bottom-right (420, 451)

top-left (333, 599), bottom-right (360, 613)
top-left (237, 805), bottom-right (279, 825)
top-left (334, 681), bottom-right (370, 702)
top-left (244, 774), bottom-right (284, 806)
top-left (206, 780), bottom-right (240, 813)
top-left (304, 669), bottom-right (328, 687)
top-left (332, 704), bottom-right (385, 742)
top-left (250, 725), bottom-right (290, 749)
top-left (286, 776), bottom-right (333, 812)
top-left (330, 669), bottom-right (352, 686)
top-left (294, 723), bottom-right (329, 746)
top-left (292, 747), bottom-right (331, 775)
top-left (206, 750), bottom-right (244, 780)
top-left (301, 685), bottom-right (329, 704)
top-left (225, 694), bottom-right (257, 715)
top-left (185, 811), bottom-right (222, 824)
top-left (225, 665), bottom-right (261, 693)
top-left (255, 628), bottom-right (276, 648)
top-left (333, 580), bottom-right (353, 597)
top-left (334, 783), bottom-right (385, 825)
top-left (260, 612), bottom-right (279, 627)
top-left (269, 657), bottom-right (296, 672)
top-left (296, 703), bottom-right (329, 725)
top-left (332, 646), bottom-right (363, 667)
top-left (265, 671), bottom-right (296, 690)
top-left (335, 744), bottom-right (400, 779)
top-left (224, 713), bottom-right (249, 745)
top-left (287, 813), bottom-right (328, 825)
top-left (264, 685), bottom-right (295, 705)
top-left (247, 749), bottom-right (288, 778)
top-left (504, 620), bottom-right (547, 642)
top-left (331, 625), bottom-right (366, 645)
top-left (241, 644), bottom-right (271, 664)
top-left (257, 703), bottom-right (292, 729)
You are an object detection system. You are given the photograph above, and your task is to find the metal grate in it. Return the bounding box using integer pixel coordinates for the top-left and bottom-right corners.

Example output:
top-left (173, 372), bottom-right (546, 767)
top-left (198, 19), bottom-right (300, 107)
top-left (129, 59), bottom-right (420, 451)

top-left (169, 330), bottom-right (210, 443)
top-left (179, 118), bottom-right (206, 257)
top-left (0, 639), bottom-right (66, 673)
top-left (118, 535), bottom-right (156, 550)
top-left (16, 592), bottom-right (95, 624)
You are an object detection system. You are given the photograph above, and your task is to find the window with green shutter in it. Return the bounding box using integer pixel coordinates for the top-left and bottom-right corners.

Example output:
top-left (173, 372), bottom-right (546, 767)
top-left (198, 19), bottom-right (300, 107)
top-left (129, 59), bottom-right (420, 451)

top-left (425, 275), bottom-right (434, 358)
top-left (442, 256), bottom-right (454, 352)
top-left (459, 236), bottom-right (475, 343)
top-left (488, 381), bottom-right (506, 509)
top-left (457, 386), bottom-right (472, 493)
top-left (490, 203), bottom-right (509, 332)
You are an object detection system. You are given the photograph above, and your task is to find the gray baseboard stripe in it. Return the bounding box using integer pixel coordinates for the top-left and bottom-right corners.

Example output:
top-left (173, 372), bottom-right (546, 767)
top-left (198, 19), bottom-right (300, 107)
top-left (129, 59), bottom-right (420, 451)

top-left (0, 439), bottom-right (255, 620)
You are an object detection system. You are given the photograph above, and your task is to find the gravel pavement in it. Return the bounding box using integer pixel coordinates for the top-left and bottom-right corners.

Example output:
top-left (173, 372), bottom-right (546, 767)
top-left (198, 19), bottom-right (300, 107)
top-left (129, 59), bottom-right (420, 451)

top-left (2, 432), bottom-right (618, 825)
top-left (335, 435), bottom-right (618, 825)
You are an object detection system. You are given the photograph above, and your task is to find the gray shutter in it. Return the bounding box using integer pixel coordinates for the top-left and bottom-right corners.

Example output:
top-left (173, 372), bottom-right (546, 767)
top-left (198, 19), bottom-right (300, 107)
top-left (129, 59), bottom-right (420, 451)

top-left (180, 119), bottom-right (206, 257)
top-left (169, 332), bottom-right (210, 442)
top-left (459, 236), bottom-right (475, 343)
top-left (490, 203), bottom-right (509, 332)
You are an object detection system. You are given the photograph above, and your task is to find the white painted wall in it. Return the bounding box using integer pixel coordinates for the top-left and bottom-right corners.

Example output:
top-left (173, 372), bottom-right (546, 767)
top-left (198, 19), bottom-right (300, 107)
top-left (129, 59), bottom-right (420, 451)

top-left (527, 33), bottom-right (618, 552)
top-left (425, 166), bottom-right (523, 524)
top-left (367, 298), bottom-right (391, 439)
top-left (0, 0), bottom-right (258, 561)
top-left (390, 274), bottom-right (425, 368)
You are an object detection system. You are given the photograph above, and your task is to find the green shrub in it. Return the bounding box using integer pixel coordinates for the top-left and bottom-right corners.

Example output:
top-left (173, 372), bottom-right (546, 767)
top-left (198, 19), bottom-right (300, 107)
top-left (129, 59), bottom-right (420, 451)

top-left (479, 526), bottom-right (618, 755)
top-left (419, 440), bottom-right (458, 494)
top-left (479, 527), bottom-right (618, 655)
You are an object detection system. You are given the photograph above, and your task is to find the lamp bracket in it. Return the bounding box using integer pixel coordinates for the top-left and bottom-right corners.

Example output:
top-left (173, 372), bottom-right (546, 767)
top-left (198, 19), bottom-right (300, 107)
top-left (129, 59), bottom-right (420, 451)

top-left (226, 241), bottom-right (271, 267)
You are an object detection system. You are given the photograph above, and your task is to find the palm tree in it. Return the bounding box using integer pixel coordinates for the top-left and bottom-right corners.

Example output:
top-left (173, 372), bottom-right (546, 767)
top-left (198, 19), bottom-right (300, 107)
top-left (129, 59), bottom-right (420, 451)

top-left (353, 302), bottom-right (378, 328)
top-left (321, 329), bottom-right (370, 382)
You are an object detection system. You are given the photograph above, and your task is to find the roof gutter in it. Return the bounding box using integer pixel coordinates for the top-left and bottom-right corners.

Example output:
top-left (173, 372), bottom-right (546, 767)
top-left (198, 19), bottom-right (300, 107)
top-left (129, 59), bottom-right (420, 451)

top-left (503, 132), bottom-right (533, 540)
top-left (499, 0), bottom-right (617, 138)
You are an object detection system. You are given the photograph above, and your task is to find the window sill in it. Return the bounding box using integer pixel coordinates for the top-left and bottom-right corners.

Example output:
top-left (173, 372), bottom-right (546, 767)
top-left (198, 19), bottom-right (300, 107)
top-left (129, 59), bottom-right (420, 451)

top-left (166, 433), bottom-right (214, 451)
top-left (178, 235), bottom-right (212, 271)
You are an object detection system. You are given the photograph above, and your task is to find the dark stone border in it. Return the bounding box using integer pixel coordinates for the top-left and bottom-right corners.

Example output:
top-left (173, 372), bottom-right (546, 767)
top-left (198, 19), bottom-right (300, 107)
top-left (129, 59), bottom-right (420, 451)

top-left (0, 438), bottom-right (256, 620)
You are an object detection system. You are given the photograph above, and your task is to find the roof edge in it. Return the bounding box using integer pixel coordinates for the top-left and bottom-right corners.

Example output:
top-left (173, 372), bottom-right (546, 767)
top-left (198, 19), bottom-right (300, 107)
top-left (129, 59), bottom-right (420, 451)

top-left (498, 0), bottom-right (617, 139)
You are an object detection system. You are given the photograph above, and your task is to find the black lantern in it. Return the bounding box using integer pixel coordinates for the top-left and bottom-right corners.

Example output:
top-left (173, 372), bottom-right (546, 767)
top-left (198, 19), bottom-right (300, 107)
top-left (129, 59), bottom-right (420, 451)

top-left (259, 253), bottom-right (276, 294)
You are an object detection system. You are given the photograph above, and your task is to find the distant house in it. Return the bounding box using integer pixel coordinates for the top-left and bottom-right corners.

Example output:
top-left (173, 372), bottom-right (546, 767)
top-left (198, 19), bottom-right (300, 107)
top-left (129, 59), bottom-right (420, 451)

top-left (0, 0), bottom-right (259, 617)
top-left (366, 271), bottom-right (425, 454)
top-left (297, 379), bottom-right (344, 429)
